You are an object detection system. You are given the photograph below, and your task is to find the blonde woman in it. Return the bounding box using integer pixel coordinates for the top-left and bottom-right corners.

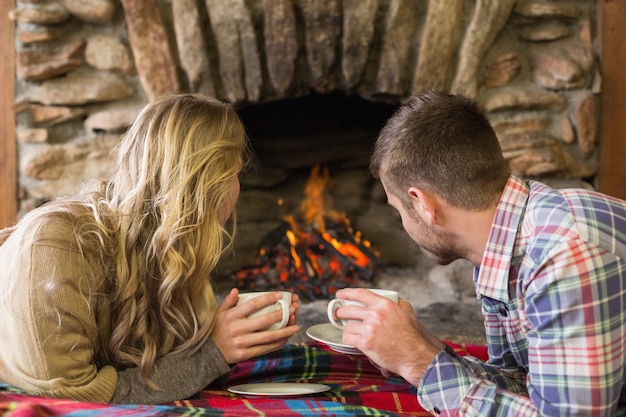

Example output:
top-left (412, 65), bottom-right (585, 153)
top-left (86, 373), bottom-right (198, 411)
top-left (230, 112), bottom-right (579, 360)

top-left (0, 94), bottom-right (300, 404)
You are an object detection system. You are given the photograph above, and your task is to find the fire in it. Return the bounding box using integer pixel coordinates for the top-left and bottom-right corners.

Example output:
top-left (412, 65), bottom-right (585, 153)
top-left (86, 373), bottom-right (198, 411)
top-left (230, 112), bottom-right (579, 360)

top-left (301, 164), bottom-right (332, 232)
top-left (288, 165), bottom-right (376, 268)
top-left (234, 164), bottom-right (379, 300)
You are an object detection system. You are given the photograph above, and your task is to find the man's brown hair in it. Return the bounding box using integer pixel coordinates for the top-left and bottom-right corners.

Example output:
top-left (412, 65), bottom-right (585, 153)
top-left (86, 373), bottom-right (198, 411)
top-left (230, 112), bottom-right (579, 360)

top-left (370, 90), bottom-right (510, 210)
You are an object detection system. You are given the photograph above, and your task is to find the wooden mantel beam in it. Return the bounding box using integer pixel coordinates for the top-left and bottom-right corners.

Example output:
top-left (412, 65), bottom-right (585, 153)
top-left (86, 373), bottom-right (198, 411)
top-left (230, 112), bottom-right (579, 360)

top-left (0, 0), bottom-right (17, 229)
top-left (596, 0), bottom-right (626, 199)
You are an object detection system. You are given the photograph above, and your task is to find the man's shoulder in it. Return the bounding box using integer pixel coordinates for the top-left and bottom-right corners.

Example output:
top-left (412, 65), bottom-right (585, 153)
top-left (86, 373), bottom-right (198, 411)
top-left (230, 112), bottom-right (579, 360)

top-left (526, 181), bottom-right (626, 257)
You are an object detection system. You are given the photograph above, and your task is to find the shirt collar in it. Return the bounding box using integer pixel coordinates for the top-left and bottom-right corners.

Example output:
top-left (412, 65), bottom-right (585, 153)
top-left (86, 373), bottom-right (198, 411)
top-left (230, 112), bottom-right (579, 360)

top-left (474, 176), bottom-right (529, 302)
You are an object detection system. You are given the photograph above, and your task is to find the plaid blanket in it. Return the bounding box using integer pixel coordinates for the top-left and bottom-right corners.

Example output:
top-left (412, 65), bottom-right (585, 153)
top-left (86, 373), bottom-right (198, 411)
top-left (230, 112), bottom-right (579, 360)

top-left (0, 342), bottom-right (486, 417)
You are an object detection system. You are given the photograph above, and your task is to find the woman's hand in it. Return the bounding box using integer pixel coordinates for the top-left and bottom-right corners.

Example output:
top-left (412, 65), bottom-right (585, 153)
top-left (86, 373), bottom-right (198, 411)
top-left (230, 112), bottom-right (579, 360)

top-left (212, 289), bottom-right (301, 364)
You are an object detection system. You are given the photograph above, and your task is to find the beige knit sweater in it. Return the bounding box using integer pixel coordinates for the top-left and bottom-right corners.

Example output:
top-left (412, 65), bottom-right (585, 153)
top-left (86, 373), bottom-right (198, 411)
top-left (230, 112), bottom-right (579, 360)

top-left (0, 218), bottom-right (231, 404)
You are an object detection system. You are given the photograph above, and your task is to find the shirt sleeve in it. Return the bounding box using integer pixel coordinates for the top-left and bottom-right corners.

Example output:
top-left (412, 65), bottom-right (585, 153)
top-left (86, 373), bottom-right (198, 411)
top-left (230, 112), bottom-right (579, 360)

top-left (418, 241), bottom-right (626, 416)
top-left (417, 344), bottom-right (529, 416)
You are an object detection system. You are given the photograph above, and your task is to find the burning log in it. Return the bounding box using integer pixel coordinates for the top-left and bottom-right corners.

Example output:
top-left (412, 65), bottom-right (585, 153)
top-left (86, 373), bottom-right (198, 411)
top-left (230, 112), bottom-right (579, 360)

top-left (233, 217), bottom-right (379, 300)
top-left (233, 165), bottom-right (380, 300)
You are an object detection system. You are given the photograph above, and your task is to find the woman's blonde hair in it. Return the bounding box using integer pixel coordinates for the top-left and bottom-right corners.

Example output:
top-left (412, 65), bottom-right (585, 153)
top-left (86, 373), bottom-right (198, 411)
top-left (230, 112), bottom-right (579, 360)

top-left (2, 94), bottom-right (251, 387)
top-left (105, 94), bottom-right (251, 385)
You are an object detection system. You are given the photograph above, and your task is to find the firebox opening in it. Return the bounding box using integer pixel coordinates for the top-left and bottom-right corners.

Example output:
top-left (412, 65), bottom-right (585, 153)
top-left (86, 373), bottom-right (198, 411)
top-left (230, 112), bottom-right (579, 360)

top-left (225, 93), bottom-right (403, 300)
top-left (237, 92), bottom-right (398, 140)
top-left (238, 92), bottom-right (397, 175)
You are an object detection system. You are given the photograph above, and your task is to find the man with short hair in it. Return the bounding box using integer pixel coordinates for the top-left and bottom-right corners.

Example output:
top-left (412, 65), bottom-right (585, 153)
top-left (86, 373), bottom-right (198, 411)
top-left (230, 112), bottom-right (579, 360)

top-left (335, 90), bottom-right (626, 416)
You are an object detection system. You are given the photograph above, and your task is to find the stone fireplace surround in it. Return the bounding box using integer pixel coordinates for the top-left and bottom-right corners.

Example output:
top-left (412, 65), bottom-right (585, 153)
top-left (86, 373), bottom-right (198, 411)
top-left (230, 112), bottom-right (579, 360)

top-left (8, 0), bottom-right (601, 341)
top-left (11, 0), bottom-right (599, 270)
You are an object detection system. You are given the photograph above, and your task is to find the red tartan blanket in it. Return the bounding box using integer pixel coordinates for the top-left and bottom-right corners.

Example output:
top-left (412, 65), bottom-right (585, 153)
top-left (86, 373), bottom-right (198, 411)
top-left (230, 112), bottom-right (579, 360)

top-left (0, 342), bottom-right (485, 417)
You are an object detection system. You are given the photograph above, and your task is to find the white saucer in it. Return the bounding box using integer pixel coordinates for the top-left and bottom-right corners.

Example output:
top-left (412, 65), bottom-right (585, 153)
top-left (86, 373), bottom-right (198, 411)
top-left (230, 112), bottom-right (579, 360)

top-left (306, 323), bottom-right (363, 355)
top-left (228, 382), bottom-right (331, 396)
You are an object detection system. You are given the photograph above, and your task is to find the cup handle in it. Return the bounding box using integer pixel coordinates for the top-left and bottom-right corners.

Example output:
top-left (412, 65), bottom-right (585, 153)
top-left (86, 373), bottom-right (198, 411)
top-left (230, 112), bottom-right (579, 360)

top-left (276, 299), bottom-right (290, 329)
top-left (327, 299), bottom-right (345, 329)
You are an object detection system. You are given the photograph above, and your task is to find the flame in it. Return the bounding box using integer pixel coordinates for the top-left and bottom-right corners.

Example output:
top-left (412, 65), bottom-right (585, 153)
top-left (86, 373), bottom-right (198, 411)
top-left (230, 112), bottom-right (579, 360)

top-left (285, 164), bottom-right (377, 270)
top-left (301, 165), bottom-right (331, 232)
top-left (322, 232), bottom-right (371, 267)
top-left (285, 230), bottom-right (300, 269)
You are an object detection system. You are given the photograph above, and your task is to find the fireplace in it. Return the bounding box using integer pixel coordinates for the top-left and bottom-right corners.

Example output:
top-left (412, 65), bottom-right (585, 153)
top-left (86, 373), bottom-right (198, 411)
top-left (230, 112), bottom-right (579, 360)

top-left (7, 0), bottom-right (601, 341)
top-left (220, 92), bottom-right (423, 282)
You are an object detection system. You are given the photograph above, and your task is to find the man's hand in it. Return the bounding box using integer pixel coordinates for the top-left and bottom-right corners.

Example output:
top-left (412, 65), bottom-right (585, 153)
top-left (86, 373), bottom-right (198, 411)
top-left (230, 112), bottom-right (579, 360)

top-left (335, 288), bottom-right (443, 386)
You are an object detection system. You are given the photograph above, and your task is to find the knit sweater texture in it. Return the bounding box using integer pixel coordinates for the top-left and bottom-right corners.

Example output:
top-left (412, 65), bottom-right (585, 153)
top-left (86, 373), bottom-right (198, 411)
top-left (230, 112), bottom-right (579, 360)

top-left (0, 217), bottom-right (231, 404)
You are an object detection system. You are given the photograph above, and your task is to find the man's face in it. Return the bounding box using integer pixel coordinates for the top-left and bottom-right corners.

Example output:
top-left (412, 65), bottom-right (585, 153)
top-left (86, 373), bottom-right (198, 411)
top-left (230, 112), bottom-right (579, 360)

top-left (383, 181), bottom-right (460, 265)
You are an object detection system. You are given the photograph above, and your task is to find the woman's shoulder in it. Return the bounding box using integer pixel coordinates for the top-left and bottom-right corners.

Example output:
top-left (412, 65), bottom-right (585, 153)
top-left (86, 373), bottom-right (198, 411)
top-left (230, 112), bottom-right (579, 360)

top-left (27, 208), bottom-right (87, 248)
top-left (4, 201), bottom-right (110, 258)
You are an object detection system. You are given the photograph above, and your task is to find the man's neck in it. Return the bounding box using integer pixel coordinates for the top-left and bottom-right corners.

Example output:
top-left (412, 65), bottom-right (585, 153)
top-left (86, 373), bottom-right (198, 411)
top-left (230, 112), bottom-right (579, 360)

top-left (440, 202), bottom-right (498, 267)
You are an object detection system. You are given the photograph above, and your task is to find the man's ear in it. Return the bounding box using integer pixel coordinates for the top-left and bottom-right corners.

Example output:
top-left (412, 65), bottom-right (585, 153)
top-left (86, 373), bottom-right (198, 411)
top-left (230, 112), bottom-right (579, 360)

top-left (407, 187), bottom-right (436, 225)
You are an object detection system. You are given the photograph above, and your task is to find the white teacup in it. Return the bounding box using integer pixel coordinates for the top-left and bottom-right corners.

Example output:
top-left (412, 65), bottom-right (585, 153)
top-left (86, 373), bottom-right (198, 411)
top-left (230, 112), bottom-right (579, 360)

top-left (327, 289), bottom-right (399, 330)
top-left (237, 291), bottom-right (292, 330)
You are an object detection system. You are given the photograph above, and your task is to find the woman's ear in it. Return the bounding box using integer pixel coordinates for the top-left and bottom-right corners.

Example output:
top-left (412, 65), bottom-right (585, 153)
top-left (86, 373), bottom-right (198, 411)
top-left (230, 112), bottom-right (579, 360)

top-left (408, 187), bottom-right (436, 225)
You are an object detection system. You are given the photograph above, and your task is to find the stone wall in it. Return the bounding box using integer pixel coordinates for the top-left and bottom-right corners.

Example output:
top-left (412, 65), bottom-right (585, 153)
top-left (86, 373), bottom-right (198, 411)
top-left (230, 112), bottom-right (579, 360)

top-left (9, 0), bottom-right (599, 278)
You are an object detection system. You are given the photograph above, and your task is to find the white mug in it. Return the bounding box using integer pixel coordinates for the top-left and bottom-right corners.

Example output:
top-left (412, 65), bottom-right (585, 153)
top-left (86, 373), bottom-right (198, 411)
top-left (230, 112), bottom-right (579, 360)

top-left (237, 291), bottom-right (292, 330)
top-left (327, 288), bottom-right (399, 330)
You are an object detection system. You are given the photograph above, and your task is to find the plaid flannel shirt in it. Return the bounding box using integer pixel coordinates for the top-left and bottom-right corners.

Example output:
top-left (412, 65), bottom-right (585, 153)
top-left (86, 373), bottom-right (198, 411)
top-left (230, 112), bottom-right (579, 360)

top-left (417, 176), bottom-right (626, 416)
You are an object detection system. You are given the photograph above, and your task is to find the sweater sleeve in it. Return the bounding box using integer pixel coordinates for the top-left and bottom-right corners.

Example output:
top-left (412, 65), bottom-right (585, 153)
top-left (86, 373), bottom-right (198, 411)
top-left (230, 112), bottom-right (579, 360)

top-left (110, 338), bottom-right (232, 404)
top-left (0, 220), bottom-right (231, 404)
